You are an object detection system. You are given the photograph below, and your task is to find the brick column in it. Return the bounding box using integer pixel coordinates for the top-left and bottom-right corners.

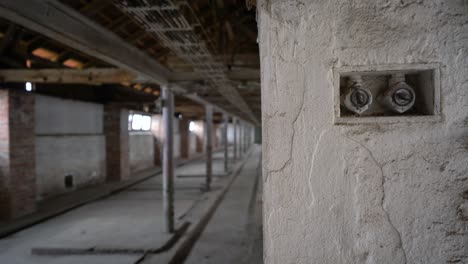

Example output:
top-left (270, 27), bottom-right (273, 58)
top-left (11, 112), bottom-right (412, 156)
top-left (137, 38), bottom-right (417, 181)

top-left (104, 105), bottom-right (129, 182)
top-left (0, 89), bottom-right (36, 220)
top-left (179, 119), bottom-right (190, 159)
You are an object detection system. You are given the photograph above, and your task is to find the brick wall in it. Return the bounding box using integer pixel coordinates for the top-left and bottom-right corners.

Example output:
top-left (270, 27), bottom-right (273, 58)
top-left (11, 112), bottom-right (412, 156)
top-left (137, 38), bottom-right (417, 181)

top-left (104, 105), bottom-right (129, 181)
top-left (0, 89), bottom-right (36, 220)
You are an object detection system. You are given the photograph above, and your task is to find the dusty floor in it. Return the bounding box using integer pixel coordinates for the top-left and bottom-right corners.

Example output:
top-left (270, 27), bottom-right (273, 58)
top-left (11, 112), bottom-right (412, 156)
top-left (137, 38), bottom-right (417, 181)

top-left (0, 147), bottom-right (262, 264)
top-left (185, 146), bottom-right (263, 264)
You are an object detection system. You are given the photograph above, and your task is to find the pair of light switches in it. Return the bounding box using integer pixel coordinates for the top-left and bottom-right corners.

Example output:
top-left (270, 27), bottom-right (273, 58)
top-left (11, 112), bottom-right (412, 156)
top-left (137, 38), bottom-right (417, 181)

top-left (342, 73), bottom-right (415, 115)
top-left (335, 64), bottom-right (440, 122)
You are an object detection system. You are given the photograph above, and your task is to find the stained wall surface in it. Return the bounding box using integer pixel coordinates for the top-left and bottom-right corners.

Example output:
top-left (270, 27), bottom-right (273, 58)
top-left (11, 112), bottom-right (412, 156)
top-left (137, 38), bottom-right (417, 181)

top-left (258, 0), bottom-right (468, 263)
top-left (35, 95), bottom-right (105, 200)
top-left (129, 133), bottom-right (154, 172)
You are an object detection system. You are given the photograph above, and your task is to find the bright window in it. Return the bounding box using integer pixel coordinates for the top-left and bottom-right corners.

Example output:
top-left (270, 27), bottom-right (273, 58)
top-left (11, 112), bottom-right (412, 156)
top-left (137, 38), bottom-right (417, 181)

top-left (189, 121), bottom-right (196, 132)
top-left (141, 115), bottom-right (151, 130)
top-left (129, 113), bottom-right (152, 131)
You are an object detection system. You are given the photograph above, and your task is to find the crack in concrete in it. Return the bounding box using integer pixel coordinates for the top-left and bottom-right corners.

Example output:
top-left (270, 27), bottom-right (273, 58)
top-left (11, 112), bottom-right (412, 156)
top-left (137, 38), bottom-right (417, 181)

top-left (307, 130), bottom-right (327, 208)
top-left (265, 69), bottom-right (306, 182)
top-left (343, 135), bottom-right (408, 264)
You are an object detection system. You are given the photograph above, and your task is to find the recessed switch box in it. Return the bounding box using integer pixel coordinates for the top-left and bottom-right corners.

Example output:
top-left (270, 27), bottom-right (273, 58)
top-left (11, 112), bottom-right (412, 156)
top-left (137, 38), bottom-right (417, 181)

top-left (333, 63), bottom-right (441, 124)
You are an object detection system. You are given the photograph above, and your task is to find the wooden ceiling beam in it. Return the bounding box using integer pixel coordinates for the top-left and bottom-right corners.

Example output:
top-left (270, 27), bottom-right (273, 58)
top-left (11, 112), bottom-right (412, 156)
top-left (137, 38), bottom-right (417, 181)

top-left (0, 0), bottom-right (170, 85)
top-left (0, 68), bottom-right (140, 84)
top-left (0, 0), bottom-right (258, 125)
top-left (169, 69), bottom-right (260, 82)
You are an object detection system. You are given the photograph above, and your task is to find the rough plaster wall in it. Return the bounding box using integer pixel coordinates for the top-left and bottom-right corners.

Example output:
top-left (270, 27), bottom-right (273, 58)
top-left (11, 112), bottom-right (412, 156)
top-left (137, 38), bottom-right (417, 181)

top-left (36, 136), bottom-right (105, 200)
top-left (258, 1), bottom-right (468, 263)
top-left (35, 95), bottom-right (105, 200)
top-left (35, 95), bottom-right (103, 134)
top-left (129, 133), bottom-right (154, 172)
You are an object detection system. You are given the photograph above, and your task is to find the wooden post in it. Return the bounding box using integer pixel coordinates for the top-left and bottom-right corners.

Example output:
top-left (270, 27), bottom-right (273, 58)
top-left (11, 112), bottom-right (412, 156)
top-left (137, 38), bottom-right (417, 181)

top-left (162, 87), bottom-right (174, 233)
top-left (205, 105), bottom-right (213, 190)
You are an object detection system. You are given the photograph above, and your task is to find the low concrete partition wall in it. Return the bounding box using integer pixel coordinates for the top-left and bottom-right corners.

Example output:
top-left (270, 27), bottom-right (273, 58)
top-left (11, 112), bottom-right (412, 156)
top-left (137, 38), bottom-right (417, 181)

top-left (129, 132), bottom-right (154, 173)
top-left (35, 95), bottom-right (105, 200)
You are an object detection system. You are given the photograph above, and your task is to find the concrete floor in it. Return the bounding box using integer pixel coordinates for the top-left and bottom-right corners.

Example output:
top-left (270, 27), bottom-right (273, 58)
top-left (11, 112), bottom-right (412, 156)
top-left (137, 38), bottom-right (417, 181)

top-left (184, 146), bottom-right (263, 264)
top-left (0, 147), bottom-right (262, 264)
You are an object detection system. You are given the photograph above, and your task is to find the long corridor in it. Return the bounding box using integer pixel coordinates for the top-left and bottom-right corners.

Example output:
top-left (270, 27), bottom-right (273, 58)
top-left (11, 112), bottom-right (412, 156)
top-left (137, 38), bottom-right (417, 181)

top-left (0, 147), bottom-right (262, 264)
top-left (184, 147), bottom-right (262, 264)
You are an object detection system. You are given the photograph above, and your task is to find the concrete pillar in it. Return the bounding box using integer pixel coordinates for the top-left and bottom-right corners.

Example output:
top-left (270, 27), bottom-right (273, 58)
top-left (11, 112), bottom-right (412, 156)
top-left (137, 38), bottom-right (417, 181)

top-left (205, 105), bottom-right (213, 191)
top-left (162, 87), bottom-right (174, 233)
top-left (179, 118), bottom-right (190, 159)
top-left (244, 124), bottom-right (248, 152)
top-left (249, 125), bottom-right (252, 147)
top-left (246, 125), bottom-right (249, 150)
top-left (247, 125), bottom-right (250, 148)
top-left (232, 117), bottom-right (237, 161)
top-left (234, 118), bottom-right (240, 160)
top-left (223, 113), bottom-right (229, 173)
top-left (241, 122), bottom-right (245, 154)
top-left (238, 119), bottom-right (242, 157)
top-left (104, 104), bottom-right (129, 182)
top-left (0, 89), bottom-right (36, 220)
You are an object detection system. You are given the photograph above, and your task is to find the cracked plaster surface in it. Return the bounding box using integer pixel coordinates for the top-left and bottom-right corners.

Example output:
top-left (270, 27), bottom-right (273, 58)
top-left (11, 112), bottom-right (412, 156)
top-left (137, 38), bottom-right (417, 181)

top-left (259, 0), bottom-right (468, 263)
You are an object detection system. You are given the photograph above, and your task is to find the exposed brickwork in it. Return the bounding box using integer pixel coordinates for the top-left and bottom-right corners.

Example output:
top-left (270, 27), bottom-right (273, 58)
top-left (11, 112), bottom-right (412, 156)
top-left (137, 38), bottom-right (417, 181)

top-left (0, 89), bottom-right (36, 220)
top-left (179, 119), bottom-right (190, 159)
top-left (104, 105), bottom-right (129, 181)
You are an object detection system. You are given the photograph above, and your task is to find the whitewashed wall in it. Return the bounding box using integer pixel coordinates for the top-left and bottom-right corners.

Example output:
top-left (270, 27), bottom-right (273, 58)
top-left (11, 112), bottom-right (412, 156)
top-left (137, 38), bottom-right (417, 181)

top-left (259, 1), bottom-right (468, 263)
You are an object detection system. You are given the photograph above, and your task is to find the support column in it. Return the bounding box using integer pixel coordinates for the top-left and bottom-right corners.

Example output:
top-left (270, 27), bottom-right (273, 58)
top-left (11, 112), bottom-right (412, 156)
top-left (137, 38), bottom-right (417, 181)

top-left (246, 124), bottom-right (249, 150)
top-left (104, 104), bottom-right (129, 182)
top-left (205, 105), bottom-right (213, 191)
top-left (162, 87), bottom-right (174, 233)
top-left (233, 117), bottom-right (238, 160)
top-left (240, 121), bottom-right (245, 155)
top-left (0, 89), bottom-right (36, 220)
top-left (250, 125), bottom-right (253, 146)
top-left (179, 118), bottom-right (190, 159)
top-left (245, 124), bottom-right (248, 151)
top-left (248, 125), bottom-right (252, 148)
top-left (223, 113), bottom-right (229, 173)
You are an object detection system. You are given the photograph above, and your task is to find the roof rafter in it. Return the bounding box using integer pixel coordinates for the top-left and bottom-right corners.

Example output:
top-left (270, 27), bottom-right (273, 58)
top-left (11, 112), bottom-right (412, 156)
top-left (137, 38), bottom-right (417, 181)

top-left (0, 0), bottom-right (258, 124)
